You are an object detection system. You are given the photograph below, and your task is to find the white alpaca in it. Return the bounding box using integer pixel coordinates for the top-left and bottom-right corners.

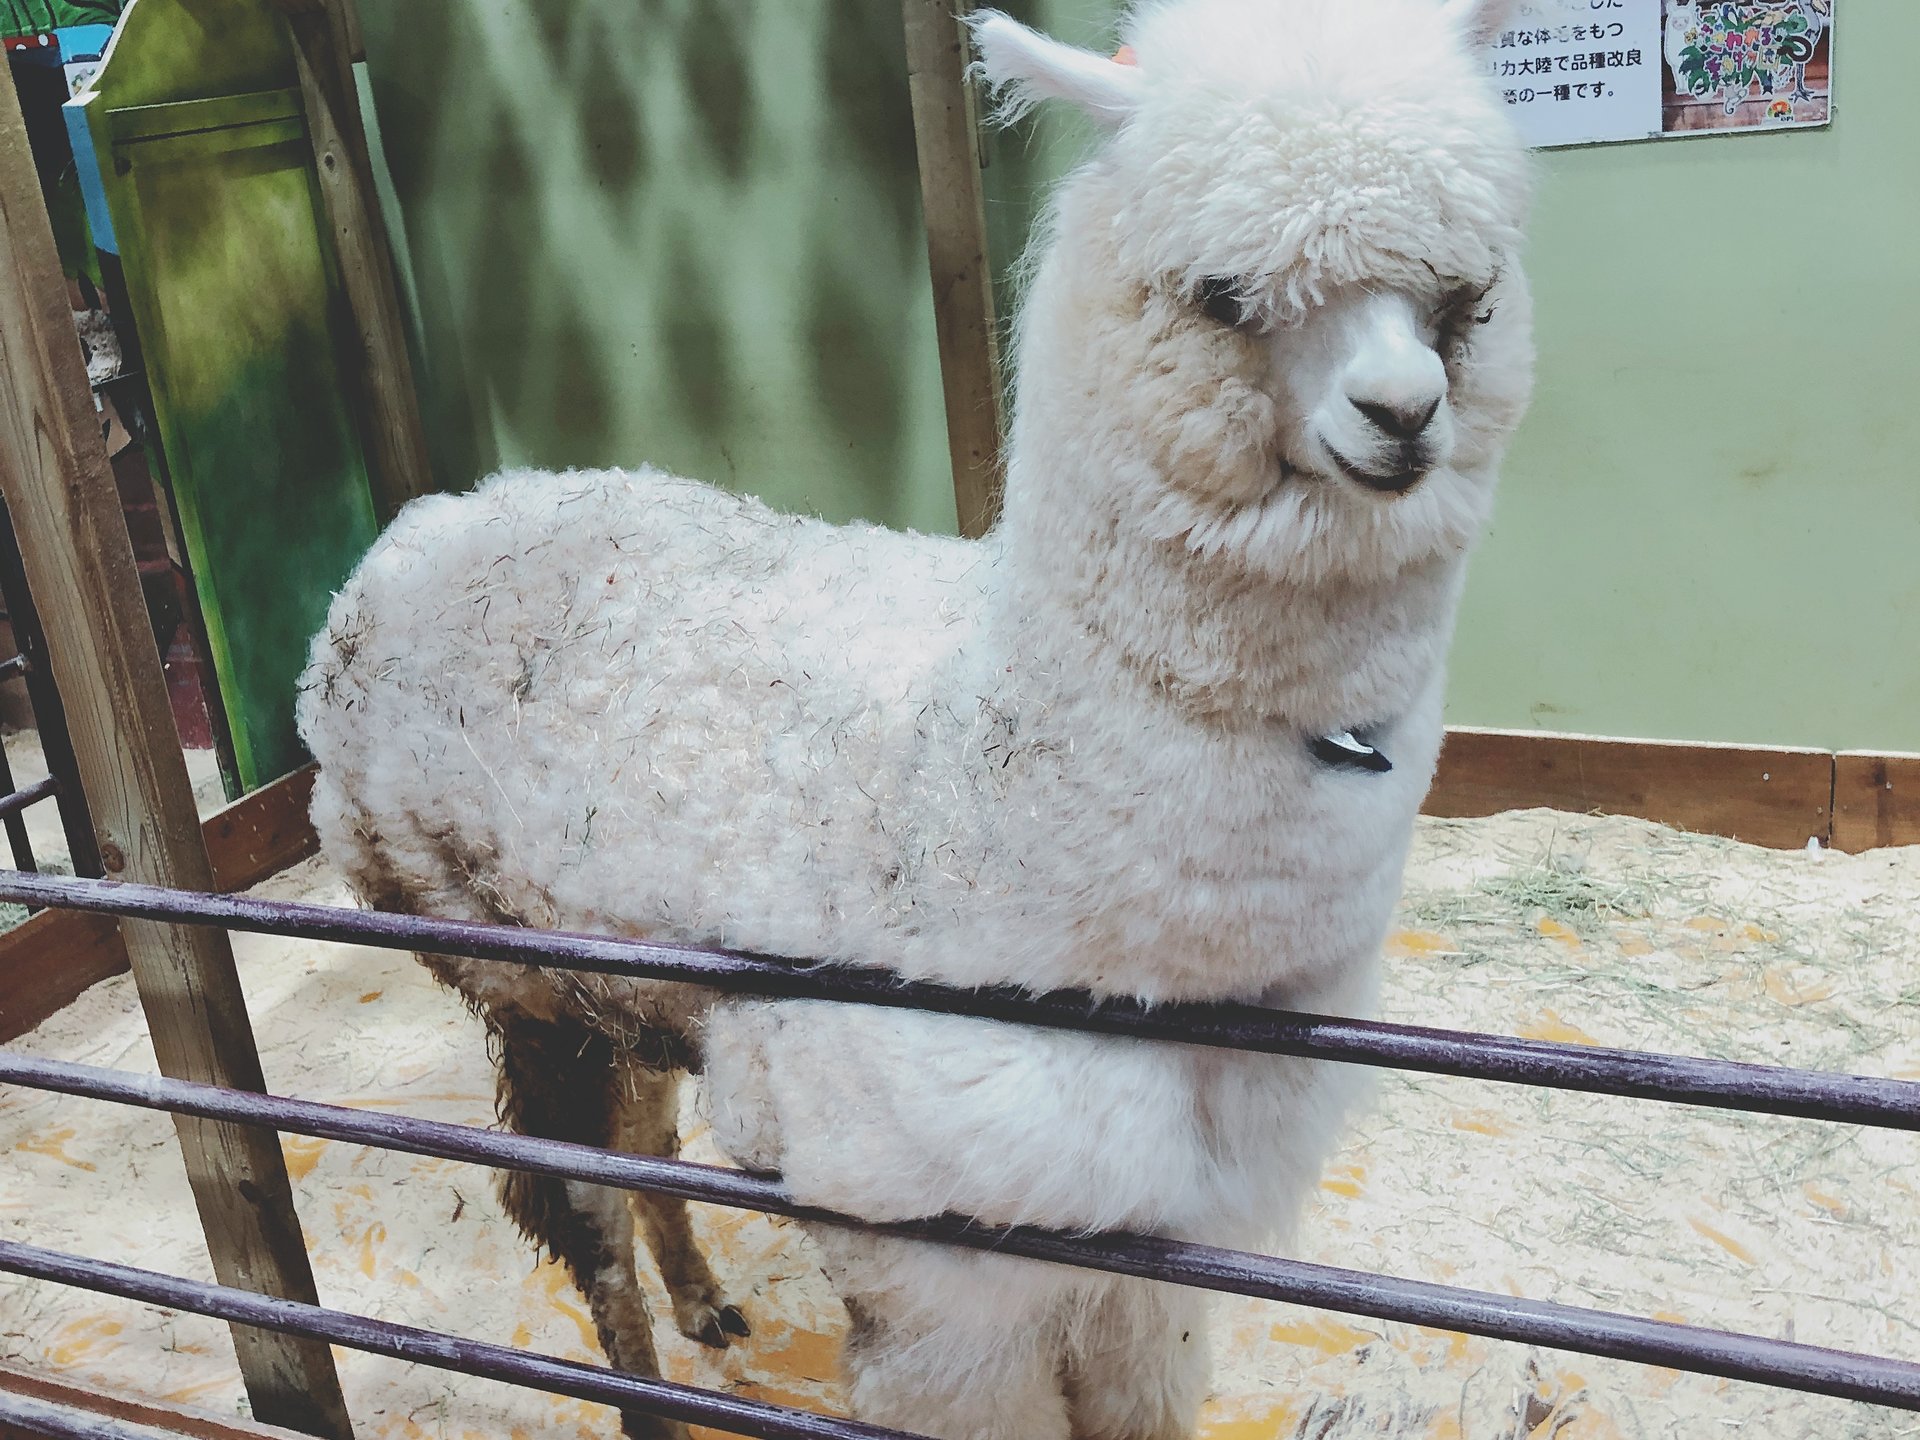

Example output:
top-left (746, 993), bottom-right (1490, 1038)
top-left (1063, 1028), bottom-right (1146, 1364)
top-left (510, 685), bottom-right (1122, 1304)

top-left (298, 2), bottom-right (1535, 1436)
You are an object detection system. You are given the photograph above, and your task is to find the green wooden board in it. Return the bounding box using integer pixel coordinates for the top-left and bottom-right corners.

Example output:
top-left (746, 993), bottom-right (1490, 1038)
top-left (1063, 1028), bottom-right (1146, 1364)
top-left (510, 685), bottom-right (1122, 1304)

top-left (76, 0), bottom-right (382, 789)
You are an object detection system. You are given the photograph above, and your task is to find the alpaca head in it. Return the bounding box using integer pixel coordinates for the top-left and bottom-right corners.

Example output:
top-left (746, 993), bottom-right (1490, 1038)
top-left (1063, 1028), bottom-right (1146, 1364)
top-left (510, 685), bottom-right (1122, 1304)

top-left (977, 0), bottom-right (1536, 589)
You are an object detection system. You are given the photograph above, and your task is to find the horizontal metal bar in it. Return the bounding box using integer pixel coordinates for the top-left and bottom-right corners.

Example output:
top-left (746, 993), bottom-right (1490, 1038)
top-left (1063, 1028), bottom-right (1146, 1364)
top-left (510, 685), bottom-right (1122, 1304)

top-left (0, 869), bottom-right (1914, 1131)
top-left (5, 1050), bottom-right (1916, 1413)
top-left (0, 1392), bottom-right (168, 1440)
top-left (0, 1392), bottom-right (176, 1440)
top-left (0, 1240), bottom-right (920, 1440)
top-left (0, 777), bottom-right (57, 821)
top-left (0, 652), bottom-right (27, 681)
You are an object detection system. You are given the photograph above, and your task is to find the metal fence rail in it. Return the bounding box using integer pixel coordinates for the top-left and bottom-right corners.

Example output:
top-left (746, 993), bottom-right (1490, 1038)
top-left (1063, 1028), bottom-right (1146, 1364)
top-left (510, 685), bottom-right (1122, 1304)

top-left (1, 870), bottom-right (1915, 1131)
top-left (2, 868), bottom-right (1917, 1433)
top-left (0, 772), bottom-right (58, 821)
top-left (0, 1391), bottom-right (174, 1440)
top-left (0, 1392), bottom-right (212, 1440)
top-left (5, 1051), bottom-right (1919, 1413)
top-left (0, 1241), bottom-right (920, 1440)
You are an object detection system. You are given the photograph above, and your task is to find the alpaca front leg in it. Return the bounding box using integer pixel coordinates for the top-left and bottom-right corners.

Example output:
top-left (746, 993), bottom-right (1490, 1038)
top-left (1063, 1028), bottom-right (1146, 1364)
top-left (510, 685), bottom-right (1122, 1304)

top-left (841, 1300), bottom-right (1073, 1440)
top-left (815, 1235), bottom-right (1075, 1440)
top-left (494, 1014), bottom-right (688, 1440)
top-left (616, 1062), bottom-right (749, 1348)
top-left (549, 1179), bottom-right (686, 1440)
top-left (1064, 1281), bottom-right (1210, 1440)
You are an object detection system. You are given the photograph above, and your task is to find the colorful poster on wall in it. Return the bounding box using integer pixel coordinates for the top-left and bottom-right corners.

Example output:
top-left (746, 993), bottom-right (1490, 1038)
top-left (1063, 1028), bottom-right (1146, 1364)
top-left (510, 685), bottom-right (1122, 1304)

top-left (1487, 0), bottom-right (1834, 148)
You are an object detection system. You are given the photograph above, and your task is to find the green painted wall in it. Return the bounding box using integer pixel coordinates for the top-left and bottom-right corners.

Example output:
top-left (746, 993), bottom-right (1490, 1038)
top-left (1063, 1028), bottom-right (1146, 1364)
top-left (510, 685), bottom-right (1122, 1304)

top-left (1449, 9), bottom-right (1918, 754)
top-left (357, 0), bottom-right (961, 534)
top-left (359, 2), bottom-right (1915, 754)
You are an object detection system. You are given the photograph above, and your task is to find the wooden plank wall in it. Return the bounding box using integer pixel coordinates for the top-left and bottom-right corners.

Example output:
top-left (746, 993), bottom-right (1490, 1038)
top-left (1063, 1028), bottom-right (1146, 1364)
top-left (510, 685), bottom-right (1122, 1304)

top-left (1832, 751), bottom-right (1920, 853)
top-left (275, 0), bottom-right (433, 524)
top-left (901, 0), bottom-right (1005, 539)
top-left (1429, 729), bottom-right (1920, 853)
top-left (1426, 729), bottom-right (1835, 851)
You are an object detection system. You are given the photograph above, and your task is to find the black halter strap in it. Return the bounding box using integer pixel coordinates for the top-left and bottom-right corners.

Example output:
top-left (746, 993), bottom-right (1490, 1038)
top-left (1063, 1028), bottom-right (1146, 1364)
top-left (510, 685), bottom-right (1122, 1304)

top-left (1310, 730), bottom-right (1393, 774)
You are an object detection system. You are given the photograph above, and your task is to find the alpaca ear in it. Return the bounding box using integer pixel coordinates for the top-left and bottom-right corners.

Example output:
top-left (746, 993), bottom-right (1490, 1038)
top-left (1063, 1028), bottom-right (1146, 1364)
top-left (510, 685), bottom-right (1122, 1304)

top-left (1440, 0), bottom-right (1522, 44)
top-left (966, 11), bottom-right (1144, 128)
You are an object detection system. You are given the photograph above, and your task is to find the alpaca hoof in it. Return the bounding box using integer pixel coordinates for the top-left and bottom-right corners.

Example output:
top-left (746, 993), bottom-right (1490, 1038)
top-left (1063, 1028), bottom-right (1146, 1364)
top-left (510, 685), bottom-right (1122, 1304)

top-left (683, 1299), bottom-right (750, 1348)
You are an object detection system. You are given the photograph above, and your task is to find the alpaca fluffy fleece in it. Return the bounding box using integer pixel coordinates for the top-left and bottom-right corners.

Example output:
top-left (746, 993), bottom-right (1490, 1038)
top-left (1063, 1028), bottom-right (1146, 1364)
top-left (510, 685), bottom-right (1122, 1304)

top-left (300, 0), bottom-right (1534, 1433)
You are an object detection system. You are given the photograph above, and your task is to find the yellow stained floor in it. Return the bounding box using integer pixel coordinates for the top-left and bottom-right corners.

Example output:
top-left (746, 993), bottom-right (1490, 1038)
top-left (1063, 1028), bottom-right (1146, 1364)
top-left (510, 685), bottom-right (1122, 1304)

top-left (2, 807), bottom-right (1917, 1439)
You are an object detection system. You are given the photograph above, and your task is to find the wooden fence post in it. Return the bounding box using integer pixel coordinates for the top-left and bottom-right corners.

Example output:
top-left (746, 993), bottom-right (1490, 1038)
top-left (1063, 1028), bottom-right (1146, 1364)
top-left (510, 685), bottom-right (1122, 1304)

top-left (275, 0), bottom-right (432, 524)
top-left (902, 0), bottom-right (1005, 539)
top-left (0, 63), bottom-right (354, 1440)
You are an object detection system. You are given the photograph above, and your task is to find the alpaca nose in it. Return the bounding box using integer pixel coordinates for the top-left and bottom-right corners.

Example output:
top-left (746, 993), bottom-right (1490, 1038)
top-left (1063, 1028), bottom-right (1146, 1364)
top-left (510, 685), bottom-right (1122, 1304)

top-left (1350, 395), bottom-right (1441, 442)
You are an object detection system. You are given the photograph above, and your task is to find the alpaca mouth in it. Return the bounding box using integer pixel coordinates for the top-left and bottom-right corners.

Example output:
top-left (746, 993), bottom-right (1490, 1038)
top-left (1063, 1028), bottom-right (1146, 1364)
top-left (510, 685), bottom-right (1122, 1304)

top-left (1325, 447), bottom-right (1427, 496)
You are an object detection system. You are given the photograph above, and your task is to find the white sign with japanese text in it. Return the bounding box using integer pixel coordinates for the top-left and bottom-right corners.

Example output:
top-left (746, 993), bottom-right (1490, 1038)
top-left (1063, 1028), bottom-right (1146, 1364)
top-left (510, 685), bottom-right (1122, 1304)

top-left (1488, 0), bottom-right (1834, 148)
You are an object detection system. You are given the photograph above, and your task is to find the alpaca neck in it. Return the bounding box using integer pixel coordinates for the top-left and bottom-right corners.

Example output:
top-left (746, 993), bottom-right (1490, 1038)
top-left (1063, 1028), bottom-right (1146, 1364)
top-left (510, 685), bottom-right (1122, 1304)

top-left (990, 473), bottom-right (1466, 736)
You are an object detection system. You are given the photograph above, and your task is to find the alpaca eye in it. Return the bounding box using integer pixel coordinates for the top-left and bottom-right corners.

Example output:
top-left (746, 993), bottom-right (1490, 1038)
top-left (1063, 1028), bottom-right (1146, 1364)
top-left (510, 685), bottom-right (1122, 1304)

top-left (1436, 277), bottom-right (1498, 350)
top-left (1194, 277), bottom-right (1247, 329)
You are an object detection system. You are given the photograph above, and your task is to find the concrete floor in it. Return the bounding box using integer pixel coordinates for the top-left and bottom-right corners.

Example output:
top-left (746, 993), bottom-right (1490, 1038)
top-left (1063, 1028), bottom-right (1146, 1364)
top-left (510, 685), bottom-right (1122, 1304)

top-left (1, 808), bottom-right (1917, 1439)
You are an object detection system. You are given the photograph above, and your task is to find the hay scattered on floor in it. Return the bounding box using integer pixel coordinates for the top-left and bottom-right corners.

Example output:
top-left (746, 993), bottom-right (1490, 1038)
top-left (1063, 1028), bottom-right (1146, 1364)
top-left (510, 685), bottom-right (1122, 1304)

top-left (2, 809), bottom-right (1916, 1439)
